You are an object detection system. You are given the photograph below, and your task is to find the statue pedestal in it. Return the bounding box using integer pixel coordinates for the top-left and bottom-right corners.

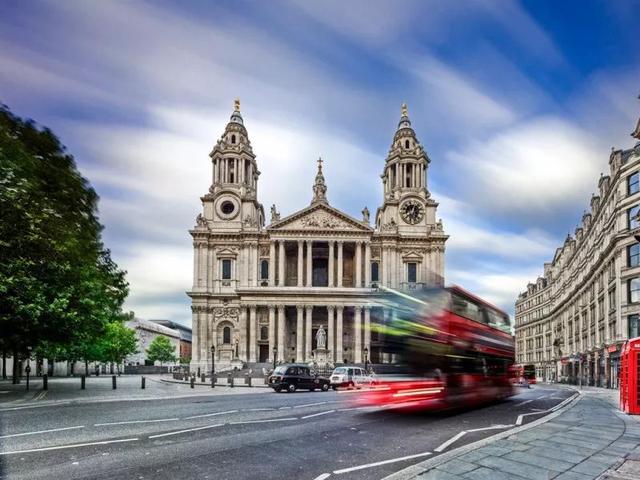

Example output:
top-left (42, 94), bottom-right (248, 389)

top-left (312, 348), bottom-right (331, 368)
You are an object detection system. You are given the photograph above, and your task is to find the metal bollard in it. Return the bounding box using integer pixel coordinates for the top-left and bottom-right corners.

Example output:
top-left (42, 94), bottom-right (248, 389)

top-left (42, 374), bottom-right (48, 390)
top-left (81, 375), bottom-right (86, 390)
top-left (211, 374), bottom-right (215, 389)
top-left (190, 376), bottom-right (195, 388)
top-left (112, 375), bottom-right (116, 389)
top-left (201, 374), bottom-right (205, 383)
top-left (246, 373), bottom-right (251, 387)
top-left (227, 373), bottom-right (232, 387)
top-left (141, 376), bottom-right (146, 389)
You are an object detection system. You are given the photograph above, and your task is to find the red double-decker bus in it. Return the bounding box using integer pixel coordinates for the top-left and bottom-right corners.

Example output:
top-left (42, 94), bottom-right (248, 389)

top-left (358, 285), bottom-right (516, 410)
top-left (514, 364), bottom-right (537, 384)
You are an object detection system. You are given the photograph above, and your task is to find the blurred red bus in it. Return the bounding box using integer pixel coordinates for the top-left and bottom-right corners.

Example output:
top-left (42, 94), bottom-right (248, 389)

top-left (514, 364), bottom-right (537, 384)
top-left (358, 285), bottom-right (516, 410)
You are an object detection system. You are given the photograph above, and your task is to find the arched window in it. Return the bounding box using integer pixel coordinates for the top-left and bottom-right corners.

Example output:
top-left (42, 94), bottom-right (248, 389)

top-left (223, 326), bottom-right (231, 344)
top-left (260, 260), bottom-right (269, 280)
top-left (260, 326), bottom-right (268, 340)
top-left (231, 134), bottom-right (236, 144)
top-left (405, 139), bottom-right (410, 149)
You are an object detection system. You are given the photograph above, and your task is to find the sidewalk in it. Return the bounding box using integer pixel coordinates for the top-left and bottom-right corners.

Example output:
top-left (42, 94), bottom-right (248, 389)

top-left (386, 387), bottom-right (640, 480)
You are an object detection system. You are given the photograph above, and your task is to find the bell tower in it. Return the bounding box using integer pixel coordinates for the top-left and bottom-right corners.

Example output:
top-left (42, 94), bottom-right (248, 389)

top-left (376, 103), bottom-right (438, 234)
top-left (202, 99), bottom-right (264, 231)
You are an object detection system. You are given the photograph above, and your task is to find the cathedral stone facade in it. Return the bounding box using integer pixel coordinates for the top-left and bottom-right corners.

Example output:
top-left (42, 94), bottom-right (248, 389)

top-left (189, 100), bottom-right (447, 372)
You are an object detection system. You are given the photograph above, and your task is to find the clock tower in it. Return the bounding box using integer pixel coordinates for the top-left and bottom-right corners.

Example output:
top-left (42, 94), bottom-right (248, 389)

top-left (375, 103), bottom-right (440, 235)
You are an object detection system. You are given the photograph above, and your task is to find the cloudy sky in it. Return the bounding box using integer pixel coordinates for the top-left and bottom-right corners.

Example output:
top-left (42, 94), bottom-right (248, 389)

top-left (2, 0), bottom-right (639, 326)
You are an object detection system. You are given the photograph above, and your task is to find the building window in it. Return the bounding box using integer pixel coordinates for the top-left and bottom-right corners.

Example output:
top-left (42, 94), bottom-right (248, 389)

top-left (231, 134), bottom-right (236, 144)
top-left (260, 260), bottom-right (269, 280)
top-left (628, 205), bottom-right (640, 229)
top-left (223, 326), bottom-right (231, 344)
top-left (371, 262), bottom-right (379, 283)
top-left (405, 139), bottom-right (410, 149)
top-left (260, 326), bottom-right (268, 340)
top-left (629, 278), bottom-right (640, 303)
top-left (407, 262), bottom-right (417, 283)
top-left (629, 172), bottom-right (639, 196)
top-left (629, 244), bottom-right (640, 268)
top-left (222, 259), bottom-right (232, 280)
top-left (630, 314), bottom-right (640, 338)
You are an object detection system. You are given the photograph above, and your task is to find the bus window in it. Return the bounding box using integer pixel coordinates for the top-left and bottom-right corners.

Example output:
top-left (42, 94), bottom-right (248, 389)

top-left (451, 293), bottom-right (481, 322)
top-left (486, 308), bottom-right (510, 332)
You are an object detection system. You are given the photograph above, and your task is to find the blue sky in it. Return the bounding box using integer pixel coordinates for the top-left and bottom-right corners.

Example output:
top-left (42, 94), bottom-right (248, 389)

top-left (1, 0), bottom-right (639, 326)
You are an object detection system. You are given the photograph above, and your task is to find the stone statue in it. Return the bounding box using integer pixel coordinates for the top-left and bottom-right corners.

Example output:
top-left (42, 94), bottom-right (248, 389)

top-left (316, 325), bottom-right (326, 349)
top-left (196, 213), bottom-right (206, 227)
top-left (270, 204), bottom-right (280, 222)
top-left (362, 206), bottom-right (370, 223)
top-left (234, 338), bottom-right (239, 358)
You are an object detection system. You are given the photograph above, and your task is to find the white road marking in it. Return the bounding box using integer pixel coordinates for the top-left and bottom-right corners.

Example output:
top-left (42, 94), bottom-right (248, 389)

top-left (514, 399), bottom-right (534, 406)
top-left (332, 451), bottom-right (432, 474)
top-left (467, 424), bottom-right (513, 433)
top-left (94, 418), bottom-right (179, 426)
top-left (0, 391), bottom-right (10, 394)
top-left (292, 402), bottom-right (327, 408)
top-left (246, 408), bottom-right (276, 412)
top-left (434, 432), bottom-right (467, 452)
top-left (0, 438), bottom-right (138, 455)
top-left (279, 406), bottom-right (292, 410)
top-left (148, 423), bottom-right (224, 439)
top-left (0, 401), bottom-right (71, 412)
top-left (0, 425), bottom-right (85, 439)
top-left (313, 473), bottom-right (332, 480)
top-left (302, 410), bottom-right (335, 420)
top-left (229, 417), bottom-right (298, 425)
top-left (516, 393), bottom-right (577, 425)
top-left (183, 409), bottom-right (238, 420)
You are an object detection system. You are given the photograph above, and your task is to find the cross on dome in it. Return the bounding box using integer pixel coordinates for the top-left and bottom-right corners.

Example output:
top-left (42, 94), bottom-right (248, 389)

top-left (311, 156), bottom-right (328, 205)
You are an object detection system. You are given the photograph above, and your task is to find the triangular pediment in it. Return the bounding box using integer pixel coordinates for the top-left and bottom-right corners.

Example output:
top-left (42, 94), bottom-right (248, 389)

top-left (268, 203), bottom-right (372, 232)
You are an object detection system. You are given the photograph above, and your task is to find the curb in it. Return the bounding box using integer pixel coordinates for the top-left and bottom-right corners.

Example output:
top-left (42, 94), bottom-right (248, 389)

top-left (382, 391), bottom-right (583, 480)
top-left (158, 378), bottom-right (269, 388)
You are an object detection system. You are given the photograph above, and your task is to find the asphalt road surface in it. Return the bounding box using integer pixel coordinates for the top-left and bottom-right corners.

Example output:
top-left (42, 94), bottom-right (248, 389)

top-left (0, 385), bottom-right (575, 480)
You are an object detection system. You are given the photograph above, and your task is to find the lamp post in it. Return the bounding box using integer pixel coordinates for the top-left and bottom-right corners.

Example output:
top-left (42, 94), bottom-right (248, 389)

top-left (25, 346), bottom-right (32, 391)
top-left (363, 347), bottom-right (369, 373)
top-left (210, 345), bottom-right (215, 388)
top-left (272, 347), bottom-right (277, 370)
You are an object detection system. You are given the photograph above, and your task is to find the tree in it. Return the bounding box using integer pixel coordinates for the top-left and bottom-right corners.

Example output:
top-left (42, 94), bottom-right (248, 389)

top-left (146, 336), bottom-right (177, 366)
top-left (0, 105), bottom-right (128, 378)
top-left (96, 320), bottom-right (138, 374)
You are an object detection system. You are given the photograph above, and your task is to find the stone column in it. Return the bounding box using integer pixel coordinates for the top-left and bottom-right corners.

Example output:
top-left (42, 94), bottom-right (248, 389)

top-left (355, 241), bottom-right (362, 287)
top-left (239, 307), bottom-right (247, 360)
top-left (354, 306), bottom-right (362, 363)
top-left (249, 306), bottom-right (257, 362)
top-left (192, 244), bottom-right (198, 290)
top-left (269, 241), bottom-right (276, 286)
top-left (297, 241), bottom-right (304, 287)
top-left (337, 241), bottom-right (344, 287)
top-left (327, 306), bottom-right (335, 362)
top-left (305, 306), bottom-right (313, 361)
top-left (328, 241), bottom-right (335, 287)
top-left (364, 306), bottom-right (371, 353)
top-left (364, 242), bottom-right (371, 287)
top-left (277, 305), bottom-right (285, 362)
top-left (380, 246), bottom-right (385, 287)
top-left (278, 241), bottom-right (285, 287)
top-left (191, 308), bottom-right (200, 366)
top-left (306, 241), bottom-right (313, 287)
top-left (336, 306), bottom-right (344, 364)
top-left (203, 309), bottom-right (212, 370)
top-left (296, 306), bottom-right (304, 362)
top-left (209, 314), bottom-right (217, 373)
top-left (268, 305), bottom-right (276, 358)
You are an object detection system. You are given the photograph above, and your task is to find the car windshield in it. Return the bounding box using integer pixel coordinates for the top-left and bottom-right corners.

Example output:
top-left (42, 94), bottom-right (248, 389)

top-left (274, 366), bottom-right (288, 375)
top-left (334, 367), bottom-right (347, 374)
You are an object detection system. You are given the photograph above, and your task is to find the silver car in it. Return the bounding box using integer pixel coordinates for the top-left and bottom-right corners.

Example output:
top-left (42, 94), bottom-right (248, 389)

top-left (330, 366), bottom-right (376, 390)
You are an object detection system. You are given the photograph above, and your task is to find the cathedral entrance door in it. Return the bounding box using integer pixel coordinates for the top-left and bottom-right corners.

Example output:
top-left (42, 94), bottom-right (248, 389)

top-left (259, 344), bottom-right (269, 363)
top-left (312, 258), bottom-right (328, 286)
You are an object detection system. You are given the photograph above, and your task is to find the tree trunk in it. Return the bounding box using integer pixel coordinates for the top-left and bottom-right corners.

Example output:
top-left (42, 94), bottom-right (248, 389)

top-left (12, 347), bottom-right (19, 384)
top-left (2, 349), bottom-right (6, 380)
top-left (85, 360), bottom-right (89, 375)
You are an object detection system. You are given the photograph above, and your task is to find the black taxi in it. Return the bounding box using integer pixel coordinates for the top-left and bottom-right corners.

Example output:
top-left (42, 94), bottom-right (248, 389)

top-left (268, 364), bottom-right (330, 393)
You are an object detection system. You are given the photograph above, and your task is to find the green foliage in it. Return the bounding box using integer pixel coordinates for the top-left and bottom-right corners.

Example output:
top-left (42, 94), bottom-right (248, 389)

top-left (97, 320), bottom-right (138, 364)
top-left (0, 105), bottom-right (128, 357)
top-left (146, 336), bottom-right (177, 365)
top-left (179, 355), bottom-right (191, 365)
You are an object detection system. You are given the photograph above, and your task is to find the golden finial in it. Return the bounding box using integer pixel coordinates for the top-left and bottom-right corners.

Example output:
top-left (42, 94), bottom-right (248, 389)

top-left (234, 98), bottom-right (240, 112)
top-left (401, 102), bottom-right (408, 116)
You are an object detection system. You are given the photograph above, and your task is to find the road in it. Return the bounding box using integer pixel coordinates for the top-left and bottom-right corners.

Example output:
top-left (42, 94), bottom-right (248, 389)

top-left (0, 385), bottom-right (575, 480)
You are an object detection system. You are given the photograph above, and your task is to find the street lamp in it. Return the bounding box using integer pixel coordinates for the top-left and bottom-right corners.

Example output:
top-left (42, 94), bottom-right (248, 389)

top-left (272, 347), bottom-right (277, 370)
top-left (210, 345), bottom-right (215, 388)
top-left (363, 347), bottom-right (369, 373)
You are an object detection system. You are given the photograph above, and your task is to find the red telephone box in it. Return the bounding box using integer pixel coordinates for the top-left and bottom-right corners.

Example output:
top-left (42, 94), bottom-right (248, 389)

top-left (620, 338), bottom-right (640, 415)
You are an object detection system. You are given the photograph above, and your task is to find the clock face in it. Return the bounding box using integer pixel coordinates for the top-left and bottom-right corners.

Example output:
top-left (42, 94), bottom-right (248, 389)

top-left (400, 200), bottom-right (425, 224)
